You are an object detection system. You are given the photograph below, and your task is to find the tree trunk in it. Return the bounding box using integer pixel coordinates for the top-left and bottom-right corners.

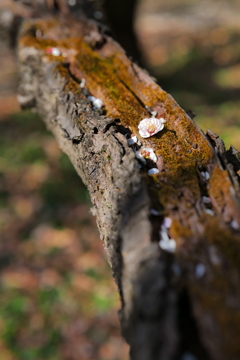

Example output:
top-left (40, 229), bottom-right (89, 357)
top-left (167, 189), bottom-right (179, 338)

top-left (1, 1), bottom-right (240, 359)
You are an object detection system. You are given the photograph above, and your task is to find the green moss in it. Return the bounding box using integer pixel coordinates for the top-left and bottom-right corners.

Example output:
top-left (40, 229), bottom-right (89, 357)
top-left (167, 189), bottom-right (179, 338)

top-left (91, 292), bottom-right (116, 314)
top-left (208, 167), bottom-right (232, 209)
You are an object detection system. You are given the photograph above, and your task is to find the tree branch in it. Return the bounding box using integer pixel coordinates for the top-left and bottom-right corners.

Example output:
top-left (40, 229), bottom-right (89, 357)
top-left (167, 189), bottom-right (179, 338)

top-left (2, 2), bottom-right (240, 359)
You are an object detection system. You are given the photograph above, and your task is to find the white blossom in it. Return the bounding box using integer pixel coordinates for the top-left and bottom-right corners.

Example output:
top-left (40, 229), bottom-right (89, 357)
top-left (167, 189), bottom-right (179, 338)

top-left (138, 117), bottom-right (165, 138)
top-left (135, 147), bottom-right (157, 163)
top-left (142, 148), bottom-right (157, 162)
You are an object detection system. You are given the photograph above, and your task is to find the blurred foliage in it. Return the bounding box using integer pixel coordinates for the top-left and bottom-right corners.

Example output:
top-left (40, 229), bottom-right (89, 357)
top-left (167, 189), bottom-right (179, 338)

top-left (0, 109), bottom-right (129, 360)
top-left (136, 0), bottom-right (240, 149)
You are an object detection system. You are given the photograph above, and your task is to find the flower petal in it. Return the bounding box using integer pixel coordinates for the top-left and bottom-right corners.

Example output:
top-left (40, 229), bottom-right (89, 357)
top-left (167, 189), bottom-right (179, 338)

top-left (135, 151), bottom-right (147, 164)
top-left (159, 239), bottom-right (176, 253)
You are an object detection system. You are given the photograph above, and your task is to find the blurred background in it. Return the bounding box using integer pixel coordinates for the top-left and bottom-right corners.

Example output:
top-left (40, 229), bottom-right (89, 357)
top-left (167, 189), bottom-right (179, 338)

top-left (0, 0), bottom-right (240, 359)
top-left (135, 0), bottom-right (240, 149)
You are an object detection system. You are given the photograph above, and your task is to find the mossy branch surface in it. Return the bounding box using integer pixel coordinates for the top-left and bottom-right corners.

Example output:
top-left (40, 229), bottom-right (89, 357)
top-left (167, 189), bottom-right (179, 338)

top-left (11, 9), bottom-right (240, 360)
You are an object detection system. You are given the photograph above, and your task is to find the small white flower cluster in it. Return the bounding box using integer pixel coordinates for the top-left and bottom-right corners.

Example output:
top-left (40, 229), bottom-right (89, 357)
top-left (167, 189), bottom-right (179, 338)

top-left (127, 115), bottom-right (166, 176)
top-left (127, 135), bottom-right (159, 174)
top-left (159, 217), bottom-right (176, 253)
top-left (135, 148), bottom-right (157, 164)
top-left (88, 96), bottom-right (103, 110)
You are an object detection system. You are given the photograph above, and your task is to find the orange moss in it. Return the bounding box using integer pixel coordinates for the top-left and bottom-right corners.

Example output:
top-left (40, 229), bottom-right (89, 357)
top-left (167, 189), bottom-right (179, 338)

top-left (209, 167), bottom-right (232, 209)
top-left (170, 220), bottom-right (193, 245)
top-left (19, 34), bottom-right (56, 50)
top-left (20, 18), bottom-right (213, 179)
top-left (204, 217), bottom-right (240, 266)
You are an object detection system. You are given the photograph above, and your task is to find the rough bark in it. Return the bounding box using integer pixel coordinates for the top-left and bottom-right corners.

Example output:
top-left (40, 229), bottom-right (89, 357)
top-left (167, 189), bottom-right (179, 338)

top-left (2, 1), bottom-right (240, 360)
